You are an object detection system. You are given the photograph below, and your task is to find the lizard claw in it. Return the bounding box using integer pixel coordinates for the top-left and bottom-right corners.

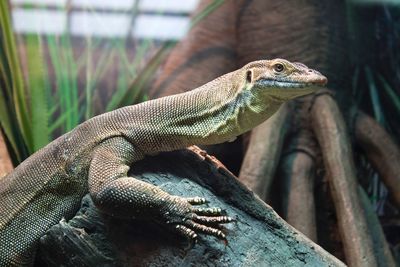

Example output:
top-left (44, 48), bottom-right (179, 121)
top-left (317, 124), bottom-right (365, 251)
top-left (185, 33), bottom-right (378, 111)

top-left (161, 195), bottom-right (233, 244)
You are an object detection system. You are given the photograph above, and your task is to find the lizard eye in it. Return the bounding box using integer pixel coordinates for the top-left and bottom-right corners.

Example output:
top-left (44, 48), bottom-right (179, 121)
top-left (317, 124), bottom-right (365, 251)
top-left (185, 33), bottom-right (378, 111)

top-left (273, 63), bottom-right (284, 73)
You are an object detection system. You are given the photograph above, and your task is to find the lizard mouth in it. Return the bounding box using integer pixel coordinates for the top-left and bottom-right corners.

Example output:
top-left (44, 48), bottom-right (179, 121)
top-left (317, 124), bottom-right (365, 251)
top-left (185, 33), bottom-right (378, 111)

top-left (258, 79), bottom-right (327, 88)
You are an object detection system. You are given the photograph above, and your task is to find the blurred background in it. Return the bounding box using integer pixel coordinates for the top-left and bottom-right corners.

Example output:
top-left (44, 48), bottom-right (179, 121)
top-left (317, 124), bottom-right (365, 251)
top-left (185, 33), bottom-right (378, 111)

top-left (1, 0), bottom-right (201, 162)
top-left (2, 0), bottom-right (398, 162)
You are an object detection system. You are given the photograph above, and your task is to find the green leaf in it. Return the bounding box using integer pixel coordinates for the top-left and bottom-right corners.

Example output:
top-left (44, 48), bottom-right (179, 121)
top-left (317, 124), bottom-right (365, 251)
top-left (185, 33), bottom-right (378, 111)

top-left (85, 36), bottom-right (93, 119)
top-left (0, 86), bottom-right (21, 161)
top-left (47, 35), bottom-right (76, 132)
top-left (377, 74), bottom-right (400, 115)
top-left (47, 34), bottom-right (80, 132)
top-left (351, 67), bottom-right (360, 97)
top-left (190, 0), bottom-right (225, 29)
top-left (0, 44), bottom-right (12, 97)
top-left (106, 42), bottom-right (174, 110)
top-left (0, 0), bottom-right (33, 151)
top-left (62, 34), bottom-right (79, 128)
top-left (365, 66), bottom-right (385, 125)
top-left (47, 35), bottom-right (66, 131)
top-left (25, 34), bottom-right (50, 151)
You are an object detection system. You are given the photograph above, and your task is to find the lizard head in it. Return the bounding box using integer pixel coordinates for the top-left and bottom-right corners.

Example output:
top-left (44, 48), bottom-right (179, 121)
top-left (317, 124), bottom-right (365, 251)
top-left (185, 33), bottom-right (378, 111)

top-left (178, 58), bottom-right (327, 146)
top-left (242, 58), bottom-right (327, 101)
top-left (208, 59), bottom-right (328, 139)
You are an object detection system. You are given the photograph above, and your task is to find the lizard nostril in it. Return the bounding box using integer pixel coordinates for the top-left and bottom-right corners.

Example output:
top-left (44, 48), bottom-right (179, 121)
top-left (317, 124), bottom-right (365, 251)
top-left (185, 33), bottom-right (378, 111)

top-left (308, 69), bottom-right (313, 73)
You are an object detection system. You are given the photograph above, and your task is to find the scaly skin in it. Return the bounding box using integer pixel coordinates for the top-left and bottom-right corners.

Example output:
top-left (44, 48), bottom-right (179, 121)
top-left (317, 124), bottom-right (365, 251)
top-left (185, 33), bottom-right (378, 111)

top-left (0, 59), bottom-right (327, 266)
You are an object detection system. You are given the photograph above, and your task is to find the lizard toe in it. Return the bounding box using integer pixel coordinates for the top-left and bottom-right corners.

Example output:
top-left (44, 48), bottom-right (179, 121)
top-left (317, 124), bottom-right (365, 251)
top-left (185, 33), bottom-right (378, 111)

top-left (192, 206), bottom-right (222, 215)
top-left (184, 220), bottom-right (226, 239)
top-left (186, 196), bottom-right (207, 205)
top-left (175, 224), bottom-right (198, 243)
top-left (193, 214), bottom-right (234, 224)
top-left (161, 195), bottom-right (232, 243)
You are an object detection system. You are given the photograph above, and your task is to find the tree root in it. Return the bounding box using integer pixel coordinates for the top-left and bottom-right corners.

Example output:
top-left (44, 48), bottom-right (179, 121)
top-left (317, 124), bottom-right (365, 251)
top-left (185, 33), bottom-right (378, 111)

top-left (359, 185), bottom-right (396, 267)
top-left (239, 104), bottom-right (290, 200)
top-left (311, 94), bottom-right (378, 267)
top-left (140, 0), bottom-right (398, 264)
top-left (279, 149), bottom-right (317, 242)
top-left (354, 111), bottom-right (400, 209)
top-left (239, 92), bottom-right (397, 266)
top-left (279, 94), bottom-right (320, 244)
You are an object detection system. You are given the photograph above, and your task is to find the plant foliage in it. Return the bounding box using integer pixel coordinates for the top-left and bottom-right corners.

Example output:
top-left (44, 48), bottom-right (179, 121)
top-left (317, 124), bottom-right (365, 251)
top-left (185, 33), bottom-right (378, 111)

top-left (0, 0), bottom-right (224, 165)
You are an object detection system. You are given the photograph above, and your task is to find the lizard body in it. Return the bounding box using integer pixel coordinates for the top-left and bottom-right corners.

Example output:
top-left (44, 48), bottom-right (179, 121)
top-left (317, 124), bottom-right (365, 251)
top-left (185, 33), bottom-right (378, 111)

top-left (0, 59), bottom-right (326, 266)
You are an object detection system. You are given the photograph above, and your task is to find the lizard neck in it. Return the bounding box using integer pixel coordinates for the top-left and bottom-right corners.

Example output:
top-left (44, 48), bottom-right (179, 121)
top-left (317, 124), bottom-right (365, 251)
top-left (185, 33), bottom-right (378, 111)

top-left (109, 71), bottom-right (285, 152)
top-left (153, 72), bottom-right (284, 147)
top-left (198, 84), bottom-right (284, 145)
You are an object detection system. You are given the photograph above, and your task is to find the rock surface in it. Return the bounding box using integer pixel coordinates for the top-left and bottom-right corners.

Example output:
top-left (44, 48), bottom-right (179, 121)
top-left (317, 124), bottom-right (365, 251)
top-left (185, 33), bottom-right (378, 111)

top-left (38, 147), bottom-right (344, 267)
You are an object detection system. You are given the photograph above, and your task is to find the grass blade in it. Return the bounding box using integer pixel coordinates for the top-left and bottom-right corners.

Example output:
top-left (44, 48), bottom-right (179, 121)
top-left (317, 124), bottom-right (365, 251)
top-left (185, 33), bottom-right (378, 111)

top-left (377, 74), bottom-right (400, 114)
top-left (190, 0), bottom-right (225, 29)
top-left (85, 36), bottom-right (93, 119)
top-left (62, 34), bottom-right (79, 128)
top-left (0, 45), bottom-right (12, 97)
top-left (365, 66), bottom-right (385, 125)
top-left (0, 0), bottom-right (33, 151)
top-left (106, 42), bottom-right (174, 110)
top-left (0, 86), bottom-right (21, 161)
top-left (25, 34), bottom-right (50, 151)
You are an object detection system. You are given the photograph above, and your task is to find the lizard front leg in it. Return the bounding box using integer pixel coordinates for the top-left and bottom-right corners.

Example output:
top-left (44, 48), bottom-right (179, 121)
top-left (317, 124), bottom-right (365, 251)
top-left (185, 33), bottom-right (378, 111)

top-left (88, 137), bottom-right (233, 243)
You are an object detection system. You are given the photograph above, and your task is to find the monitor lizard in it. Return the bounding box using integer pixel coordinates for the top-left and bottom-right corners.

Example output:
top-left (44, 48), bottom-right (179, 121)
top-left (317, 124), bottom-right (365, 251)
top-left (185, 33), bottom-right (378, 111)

top-left (0, 59), bottom-right (327, 266)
